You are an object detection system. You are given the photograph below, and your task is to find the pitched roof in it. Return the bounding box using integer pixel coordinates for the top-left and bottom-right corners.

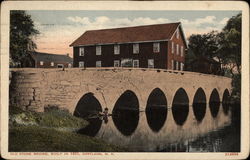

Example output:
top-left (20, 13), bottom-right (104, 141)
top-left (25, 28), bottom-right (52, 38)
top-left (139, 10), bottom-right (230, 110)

top-left (70, 22), bottom-right (187, 47)
top-left (30, 52), bottom-right (73, 63)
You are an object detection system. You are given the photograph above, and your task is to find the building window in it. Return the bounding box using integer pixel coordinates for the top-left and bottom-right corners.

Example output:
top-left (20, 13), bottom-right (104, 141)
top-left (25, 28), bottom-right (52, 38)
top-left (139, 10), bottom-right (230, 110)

top-left (51, 62), bottom-right (54, 66)
top-left (171, 60), bottom-right (174, 70)
top-left (57, 64), bottom-right (64, 68)
top-left (40, 61), bottom-right (44, 66)
top-left (114, 45), bottom-right (120, 55)
top-left (180, 62), bottom-right (184, 71)
top-left (153, 42), bottom-right (160, 53)
top-left (176, 44), bottom-right (179, 55)
top-left (148, 59), bottom-right (154, 68)
top-left (181, 46), bottom-right (184, 57)
top-left (68, 63), bottom-right (72, 68)
top-left (96, 61), bottom-right (101, 67)
top-left (79, 61), bottom-right (84, 68)
top-left (172, 42), bottom-right (174, 54)
top-left (79, 47), bottom-right (84, 56)
top-left (176, 61), bottom-right (179, 70)
top-left (133, 43), bottom-right (139, 54)
top-left (121, 58), bottom-right (133, 67)
top-left (114, 60), bottom-right (120, 67)
top-left (96, 46), bottom-right (101, 55)
top-left (176, 28), bottom-right (179, 39)
top-left (133, 60), bottom-right (139, 68)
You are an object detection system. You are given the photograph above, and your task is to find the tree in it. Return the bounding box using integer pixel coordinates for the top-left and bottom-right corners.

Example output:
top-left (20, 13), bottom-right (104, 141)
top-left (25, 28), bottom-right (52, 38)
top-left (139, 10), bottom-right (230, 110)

top-left (217, 13), bottom-right (241, 76)
top-left (10, 11), bottom-right (39, 67)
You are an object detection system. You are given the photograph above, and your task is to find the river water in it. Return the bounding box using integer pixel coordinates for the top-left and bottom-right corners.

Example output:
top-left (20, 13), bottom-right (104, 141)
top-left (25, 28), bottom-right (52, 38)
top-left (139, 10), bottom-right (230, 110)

top-left (78, 103), bottom-right (240, 152)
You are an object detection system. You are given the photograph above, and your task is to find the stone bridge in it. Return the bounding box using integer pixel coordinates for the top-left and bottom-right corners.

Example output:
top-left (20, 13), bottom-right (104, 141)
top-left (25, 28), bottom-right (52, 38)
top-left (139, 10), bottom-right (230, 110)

top-left (9, 68), bottom-right (232, 114)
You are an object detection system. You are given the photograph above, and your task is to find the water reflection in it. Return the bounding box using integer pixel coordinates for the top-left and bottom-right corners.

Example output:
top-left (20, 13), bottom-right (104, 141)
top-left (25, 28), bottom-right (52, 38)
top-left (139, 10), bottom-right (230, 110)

top-left (209, 102), bottom-right (220, 118)
top-left (77, 118), bottom-right (102, 136)
top-left (172, 88), bottom-right (189, 126)
top-left (146, 88), bottom-right (168, 132)
top-left (222, 103), bottom-right (230, 115)
top-left (193, 103), bottom-right (206, 122)
top-left (112, 90), bottom-right (139, 136)
top-left (193, 88), bottom-right (207, 122)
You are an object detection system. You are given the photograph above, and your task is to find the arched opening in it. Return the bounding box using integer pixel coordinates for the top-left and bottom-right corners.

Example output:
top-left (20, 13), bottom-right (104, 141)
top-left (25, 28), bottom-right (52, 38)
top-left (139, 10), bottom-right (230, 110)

top-left (146, 88), bottom-right (168, 132)
top-left (192, 88), bottom-right (207, 122)
top-left (222, 89), bottom-right (230, 115)
top-left (172, 88), bottom-right (189, 126)
top-left (74, 92), bottom-right (102, 118)
top-left (74, 93), bottom-right (103, 136)
top-left (209, 89), bottom-right (220, 118)
top-left (112, 90), bottom-right (139, 136)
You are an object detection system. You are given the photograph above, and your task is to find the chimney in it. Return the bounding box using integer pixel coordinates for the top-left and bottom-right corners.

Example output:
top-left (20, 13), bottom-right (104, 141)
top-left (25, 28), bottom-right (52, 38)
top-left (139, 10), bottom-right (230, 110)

top-left (66, 53), bottom-right (69, 57)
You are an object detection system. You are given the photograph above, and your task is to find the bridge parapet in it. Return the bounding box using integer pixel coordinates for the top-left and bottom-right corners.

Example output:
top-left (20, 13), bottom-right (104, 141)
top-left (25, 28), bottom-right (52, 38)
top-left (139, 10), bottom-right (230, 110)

top-left (9, 68), bottom-right (232, 113)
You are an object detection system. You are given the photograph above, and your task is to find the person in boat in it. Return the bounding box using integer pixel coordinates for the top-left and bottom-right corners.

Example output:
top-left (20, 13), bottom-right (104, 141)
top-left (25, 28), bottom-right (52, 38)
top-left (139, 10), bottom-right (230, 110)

top-left (99, 107), bottom-right (109, 116)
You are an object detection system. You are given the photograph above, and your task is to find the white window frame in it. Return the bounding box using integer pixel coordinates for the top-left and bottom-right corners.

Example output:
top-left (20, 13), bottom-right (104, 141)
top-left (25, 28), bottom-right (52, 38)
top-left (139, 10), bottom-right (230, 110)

top-left (114, 60), bottom-right (120, 67)
top-left (79, 47), bottom-right (84, 56)
top-left (96, 46), bottom-right (102, 55)
top-left (40, 61), bottom-right (44, 66)
top-left (114, 44), bottom-right (120, 55)
top-left (176, 61), bottom-right (179, 70)
top-left (148, 59), bottom-right (154, 68)
top-left (171, 60), bottom-right (174, 70)
top-left (176, 28), bottom-right (179, 39)
top-left (180, 62), bottom-right (184, 71)
top-left (133, 60), bottom-right (139, 68)
top-left (153, 42), bottom-right (160, 53)
top-left (133, 43), bottom-right (139, 54)
top-left (171, 42), bottom-right (174, 54)
top-left (79, 61), bottom-right (84, 68)
top-left (181, 46), bottom-right (184, 57)
top-left (176, 44), bottom-right (179, 55)
top-left (96, 61), bottom-right (101, 67)
top-left (51, 62), bottom-right (54, 66)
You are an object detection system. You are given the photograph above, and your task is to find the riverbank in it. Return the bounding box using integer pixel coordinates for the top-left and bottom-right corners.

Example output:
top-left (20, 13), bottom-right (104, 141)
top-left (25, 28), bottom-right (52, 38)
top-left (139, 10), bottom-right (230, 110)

top-left (9, 106), bottom-right (125, 152)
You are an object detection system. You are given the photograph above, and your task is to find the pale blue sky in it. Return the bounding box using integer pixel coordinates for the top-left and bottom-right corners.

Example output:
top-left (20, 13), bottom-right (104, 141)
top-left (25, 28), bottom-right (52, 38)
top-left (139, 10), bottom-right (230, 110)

top-left (25, 10), bottom-right (240, 56)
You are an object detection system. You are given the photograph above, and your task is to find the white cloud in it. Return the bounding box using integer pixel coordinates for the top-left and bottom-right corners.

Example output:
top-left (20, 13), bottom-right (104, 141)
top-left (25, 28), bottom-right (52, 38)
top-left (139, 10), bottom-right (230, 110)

top-left (219, 17), bottom-right (229, 25)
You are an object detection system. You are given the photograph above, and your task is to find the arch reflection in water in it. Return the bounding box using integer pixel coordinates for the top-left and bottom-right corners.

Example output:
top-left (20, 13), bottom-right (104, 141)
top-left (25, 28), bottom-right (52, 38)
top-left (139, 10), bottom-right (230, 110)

top-left (192, 88), bottom-right (207, 122)
top-left (172, 88), bottom-right (189, 126)
top-left (222, 89), bottom-right (230, 115)
top-left (209, 89), bottom-right (220, 118)
top-left (77, 118), bottom-right (102, 136)
top-left (73, 93), bottom-right (103, 136)
top-left (112, 90), bottom-right (140, 136)
top-left (146, 88), bottom-right (168, 132)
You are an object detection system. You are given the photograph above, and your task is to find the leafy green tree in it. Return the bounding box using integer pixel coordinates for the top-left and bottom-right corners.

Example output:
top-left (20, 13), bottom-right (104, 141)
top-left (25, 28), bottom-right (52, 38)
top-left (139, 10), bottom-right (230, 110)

top-left (10, 10), bottom-right (39, 67)
top-left (217, 13), bottom-right (241, 76)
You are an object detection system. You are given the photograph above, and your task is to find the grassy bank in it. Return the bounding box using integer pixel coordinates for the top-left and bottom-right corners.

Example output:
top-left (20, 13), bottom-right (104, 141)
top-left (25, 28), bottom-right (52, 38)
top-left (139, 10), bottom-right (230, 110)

top-left (9, 106), bottom-right (125, 152)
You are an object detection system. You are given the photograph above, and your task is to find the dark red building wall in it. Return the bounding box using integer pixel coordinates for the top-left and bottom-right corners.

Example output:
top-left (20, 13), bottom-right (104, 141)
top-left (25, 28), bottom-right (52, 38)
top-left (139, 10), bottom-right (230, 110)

top-left (167, 27), bottom-right (186, 70)
top-left (73, 41), bottom-right (169, 69)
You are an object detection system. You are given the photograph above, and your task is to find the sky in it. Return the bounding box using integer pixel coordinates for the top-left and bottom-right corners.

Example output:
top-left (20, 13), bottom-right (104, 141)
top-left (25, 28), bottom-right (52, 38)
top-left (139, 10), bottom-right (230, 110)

top-left (26, 10), bottom-right (240, 57)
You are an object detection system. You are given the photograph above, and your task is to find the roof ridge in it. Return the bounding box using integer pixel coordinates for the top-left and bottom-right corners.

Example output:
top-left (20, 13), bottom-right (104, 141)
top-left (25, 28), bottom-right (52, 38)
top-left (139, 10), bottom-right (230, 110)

top-left (86, 22), bottom-right (181, 32)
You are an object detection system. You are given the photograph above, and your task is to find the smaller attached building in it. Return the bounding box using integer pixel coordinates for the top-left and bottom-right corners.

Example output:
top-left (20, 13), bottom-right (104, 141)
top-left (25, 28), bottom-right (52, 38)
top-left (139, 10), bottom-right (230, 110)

top-left (70, 22), bottom-right (188, 70)
top-left (29, 52), bottom-right (73, 68)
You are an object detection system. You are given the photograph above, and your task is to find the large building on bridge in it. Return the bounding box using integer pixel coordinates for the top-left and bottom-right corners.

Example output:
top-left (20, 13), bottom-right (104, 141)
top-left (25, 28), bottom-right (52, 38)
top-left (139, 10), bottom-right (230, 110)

top-left (70, 22), bottom-right (188, 70)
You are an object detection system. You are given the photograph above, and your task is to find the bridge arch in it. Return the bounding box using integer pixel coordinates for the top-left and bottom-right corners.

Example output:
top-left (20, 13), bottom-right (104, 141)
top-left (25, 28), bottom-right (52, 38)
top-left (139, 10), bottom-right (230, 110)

top-left (172, 88), bottom-right (189, 126)
top-left (146, 88), bottom-right (168, 132)
top-left (73, 92), bottom-right (102, 118)
top-left (209, 88), bottom-right (220, 118)
top-left (192, 87), bottom-right (207, 122)
top-left (112, 90), bottom-right (140, 136)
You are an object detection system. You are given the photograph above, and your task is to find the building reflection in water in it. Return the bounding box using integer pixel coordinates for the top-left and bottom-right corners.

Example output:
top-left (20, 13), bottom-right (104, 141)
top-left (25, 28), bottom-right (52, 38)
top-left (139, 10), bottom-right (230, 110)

top-left (146, 88), bottom-right (168, 132)
top-left (112, 90), bottom-right (140, 136)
